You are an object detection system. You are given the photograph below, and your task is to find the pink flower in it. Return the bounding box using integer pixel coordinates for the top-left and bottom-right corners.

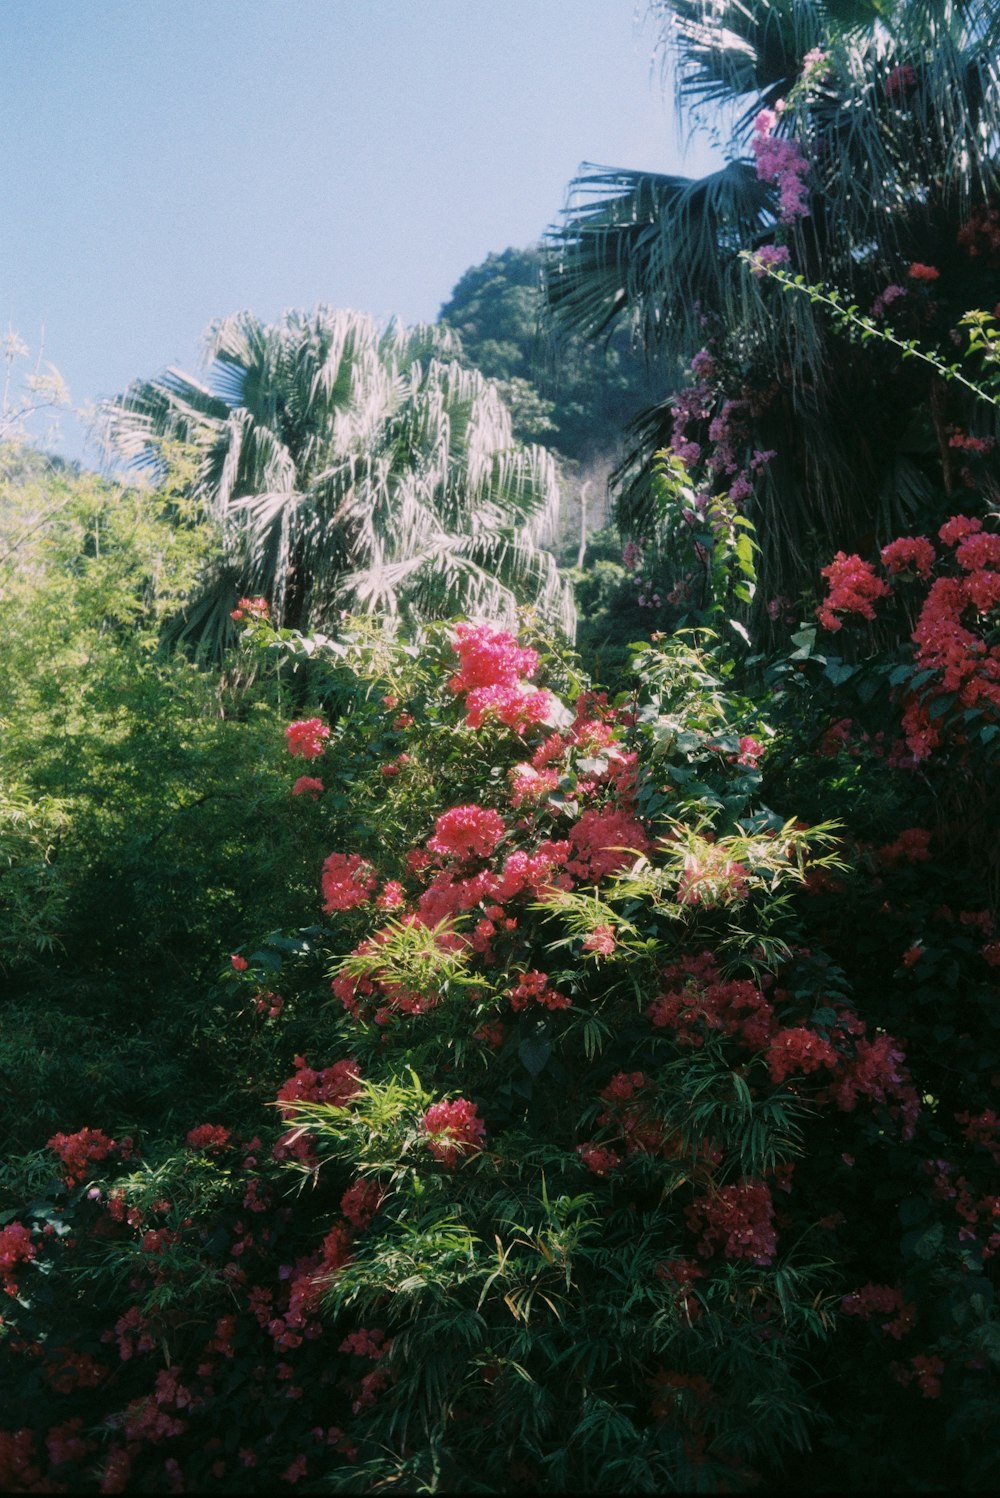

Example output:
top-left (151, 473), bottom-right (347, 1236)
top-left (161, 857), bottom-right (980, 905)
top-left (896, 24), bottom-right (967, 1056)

top-left (817, 551), bottom-right (891, 626)
top-left (427, 805), bottom-right (506, 860)
top-left (938, 514), bottom-right (982, 547)
top-left (765, 1026), bottom-right (838, 1084)
top-left (464, 682), bottom-right (551, 731)
top-left (48, 1128), bottom-right (127, 1187)
top-left (0, 1221), bottom-right (36, 1294)
top-left (321, 852), bottom-right (377, 913)
top-left (230, 595), bottom-right (269, 622)
top-left (376, 880), bottom-right (405, 910)
top-left (567, 807), bottom-right (650, 882)
top-left (871, 284), bottom-right (907, 319)
top-left (881, 535), bottom-right (936, 579)
top-left (676, 851), bottom-right (750, 907)
top-left (186, 1124), bottom-right (231, 1152)
top-left (583, 924), bottom-right (617, 957)
top-left (907, 262), bottom-right (940, 282)
top-left (748, 244), bottom-right (791, 278)
top-left (448, 623), bottom-right (539, 693)
top-left (230, 953), bottom-right (248, 971)
top-left (751, 112), bottom-right (811, 222)
top-left (291, 776), bottom-right (324, 800)
top-left (686, 1179), bottom-right (777, 1265)
top-left (285, 718), bottom-right (330, 760)
top-left (509, 969), bottom-right (572, 1011)
top-left (577, 1142), bottom-right (622, 1177)
top-left (422, 1098), bottom-right (486, 1167)
top-left (736, 735), bottom-right (765, 767)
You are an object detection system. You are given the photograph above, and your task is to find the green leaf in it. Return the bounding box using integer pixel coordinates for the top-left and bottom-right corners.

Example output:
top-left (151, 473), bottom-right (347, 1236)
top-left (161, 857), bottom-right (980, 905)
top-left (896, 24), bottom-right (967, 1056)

top-left (518, 1036), bottom-right (552, 1078)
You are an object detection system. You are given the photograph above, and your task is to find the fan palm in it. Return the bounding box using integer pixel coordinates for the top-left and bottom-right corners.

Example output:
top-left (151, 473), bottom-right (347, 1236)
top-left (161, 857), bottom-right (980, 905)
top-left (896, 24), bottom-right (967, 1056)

top-left (546, 0), bottom-right (1000, 614)
top-left (102, 308), bottom-right (574, 656)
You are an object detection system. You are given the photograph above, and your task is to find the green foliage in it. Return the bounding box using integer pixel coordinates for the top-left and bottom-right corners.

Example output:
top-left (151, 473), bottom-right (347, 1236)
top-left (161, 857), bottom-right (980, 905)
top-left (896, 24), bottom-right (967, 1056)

top-left (0, 450), bottom-right (336, 1148)
top-left (546, 0), bottom-right (1000, 620)
top-left (102, 307), bottom-right (575, 654)
top-left (439, 246), bottom-right (657, 465)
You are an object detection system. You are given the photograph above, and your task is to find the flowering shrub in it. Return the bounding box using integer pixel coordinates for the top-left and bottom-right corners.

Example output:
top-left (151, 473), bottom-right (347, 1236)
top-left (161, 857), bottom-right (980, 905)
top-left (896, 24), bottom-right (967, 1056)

top-left (815, 513), bottom-right (1000, 761)
top-left (1, 615), bottom-right (997, 1493)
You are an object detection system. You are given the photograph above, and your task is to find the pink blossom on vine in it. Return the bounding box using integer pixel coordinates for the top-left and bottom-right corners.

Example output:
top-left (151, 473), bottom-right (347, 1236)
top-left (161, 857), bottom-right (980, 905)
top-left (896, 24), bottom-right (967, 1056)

top-left (748, 244), bottom-right (791, 277)
top-left (751, 112), bottom-right (811, 222)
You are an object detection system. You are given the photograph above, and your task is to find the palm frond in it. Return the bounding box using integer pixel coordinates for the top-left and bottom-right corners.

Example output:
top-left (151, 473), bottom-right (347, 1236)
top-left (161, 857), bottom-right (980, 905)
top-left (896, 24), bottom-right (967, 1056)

top-left (101, 306), bottom-right (574, 645)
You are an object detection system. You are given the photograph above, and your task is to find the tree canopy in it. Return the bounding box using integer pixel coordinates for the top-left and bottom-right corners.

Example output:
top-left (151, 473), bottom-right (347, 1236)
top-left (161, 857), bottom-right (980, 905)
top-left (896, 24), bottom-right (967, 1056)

top-left (103, 307), bottom-right (575, 653)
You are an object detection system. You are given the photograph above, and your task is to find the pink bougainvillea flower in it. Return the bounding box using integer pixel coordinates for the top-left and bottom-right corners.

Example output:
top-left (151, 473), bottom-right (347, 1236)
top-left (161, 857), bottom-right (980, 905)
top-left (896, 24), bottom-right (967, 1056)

top-left (463, 682), bottom-right (551, 732)
top-left (582, 924), bottom-right (618, 957)
top-left (291, 776), bottom-right (324, 799)
top-left (817, 551), bottom-right (891, 628)
top-left (47, 1127), bottom-right (129, 1187)
top-left (422, 1098), bottom-right (486, 1167)
top-left (321, 852), bottom-right (377, 913)
top-left (285, 718), bottom-right (330, 760)
top-left (751, 111), bottom-right (811, 222)
top-left (447, 622), bottom-right (539, 693)
top-left (748, 244), bottom-right (791, 278)
top-left (427, 805), bottom-right (506, 860)
top-left (881, 535), bottom-right (936, 578)
top-left (186, 1124), bottom-right (231, 1152)
top-left (230, 595), bottom-right (270, 622)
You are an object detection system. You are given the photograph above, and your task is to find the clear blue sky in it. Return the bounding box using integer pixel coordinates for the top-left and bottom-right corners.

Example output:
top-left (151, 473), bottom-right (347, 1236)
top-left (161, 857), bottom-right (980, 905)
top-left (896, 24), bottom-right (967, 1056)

top-left (2, 0), bottom-right (722, 464)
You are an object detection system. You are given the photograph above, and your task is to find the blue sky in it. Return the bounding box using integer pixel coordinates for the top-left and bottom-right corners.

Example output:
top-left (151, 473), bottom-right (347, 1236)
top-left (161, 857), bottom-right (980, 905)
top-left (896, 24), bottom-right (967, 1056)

top-left (2, 0), bottom-right (722, 463)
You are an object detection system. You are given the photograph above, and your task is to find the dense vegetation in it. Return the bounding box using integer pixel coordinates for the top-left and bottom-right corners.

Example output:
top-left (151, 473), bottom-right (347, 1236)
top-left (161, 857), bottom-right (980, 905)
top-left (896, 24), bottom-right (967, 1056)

top-left (2, 1), bottom-right (999, 1491)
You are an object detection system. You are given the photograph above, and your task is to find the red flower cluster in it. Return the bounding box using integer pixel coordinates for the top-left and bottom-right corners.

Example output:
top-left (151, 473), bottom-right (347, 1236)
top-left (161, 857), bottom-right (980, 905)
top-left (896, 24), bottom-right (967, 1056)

top-left (881, 536), bottom-right (935, 578)
top-left (276, 1057), bottom-right (361, 1118)
top-left (427, 805), bottom-right (506, 860)
top-left (447, 622), bottom-right (550, 731)
top-left (686, 1179), bottom-right (777, 1266)
top-left (840, 1282), bottom-right (916, 1339)
top-left (321, 852), bottom-right (377, 913)
top-left (422, 1098), bottom-right (486, 1167)
top-left (508, 969), bottom-right (571, 1012)
top-left (647, 952), bottom-right (776, 1051)
top-left (291, 776), bottom-right (324, 799)
top-left (817, 552), bottom-right (891, 630)
top-left (875, 827), bottom-right (932, 868)
top-left (567, 807), bottom-right (650, 882)
top-left (765, 1026), bottom-right (838, 1084)
top-left (230, 595), bottom-right (269, 622)
top-left (186, 1124), bottom-right (231, 1152)
top-left (285, 718), bottom-right (330, 760)
top-left (47, 1127), bottom-right (131, 1187)
top-left (884, 62), bottom-right (917, 99)
top-left (0, 1221), bottom-right (36, 1294)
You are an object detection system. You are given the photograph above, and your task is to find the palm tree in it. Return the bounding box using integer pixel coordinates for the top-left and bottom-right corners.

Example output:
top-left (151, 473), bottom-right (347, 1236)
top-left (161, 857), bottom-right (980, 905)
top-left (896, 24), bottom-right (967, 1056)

top-left (102, 308), bottom-right (574, 656)
top-left (545, 0), bottom-right (1000, 618)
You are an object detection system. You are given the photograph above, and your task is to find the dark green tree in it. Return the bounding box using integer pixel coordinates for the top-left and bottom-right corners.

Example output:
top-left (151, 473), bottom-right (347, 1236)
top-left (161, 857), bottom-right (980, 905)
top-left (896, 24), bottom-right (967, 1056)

top-left (545, 0), bottom-right (1000, 618)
